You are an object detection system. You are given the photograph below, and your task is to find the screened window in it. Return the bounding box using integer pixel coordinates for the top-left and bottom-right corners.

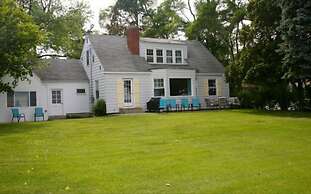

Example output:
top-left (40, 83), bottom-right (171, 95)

top-left (156, 49), bottom-right (163, 63)
top-left (95, 80), bottom-right (99, 99)
top-left (166, 50), bottom-right (173, 63)
top-left (175, 50), bottom-right (182, 63)
top-left (208, 79), bottom-right (217, 96)
top-left (154, 79), bottom-right (165, 97)
top-left (146, 49), bottom-right (154, 63)
top-left (86, 49), bottom-right (90, 66)
top-left (169, 79), bottom-right (191, 96)
top-left (52, 90), bottom-right (62, 104)
top-left (7, 91), bottom-right (36, 107)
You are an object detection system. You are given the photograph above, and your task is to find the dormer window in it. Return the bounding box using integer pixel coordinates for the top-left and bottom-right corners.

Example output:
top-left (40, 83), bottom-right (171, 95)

top-left (166, 50), bottom-right (173, 63)
top-left (146, 49), bottom-right (154, 63)
top-left (156, 49), bottom-right (163, 63)
top-left (175, 50), bottom-right (182, 64)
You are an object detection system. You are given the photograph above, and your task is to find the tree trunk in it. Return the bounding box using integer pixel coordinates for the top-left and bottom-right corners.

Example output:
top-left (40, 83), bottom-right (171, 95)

top-left (297, 80), bottom-right (305, 111)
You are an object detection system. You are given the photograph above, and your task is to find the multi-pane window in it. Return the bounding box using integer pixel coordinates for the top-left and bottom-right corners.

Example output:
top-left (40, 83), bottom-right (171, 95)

top-left (175, 50), bottom-right (182, 63)
top-left (208, 79), bottom-right (217, 96)
top-left (7, 91), bottom-right (37, 107)
top-left (95, 80), bottom-right (99, 99)
top-left (52, 90), bottom-right (62, 104)
top-left (77, 89), bottom-right (86, 94)
top-left (86, 49), bottom-right (90, 66)
top-left (146, 49), bottom-right (154, 63)
top-left (156, 49), bottom-right (163, 63)
top-left (154, 79), bottom-right (165, 97)
top-left (166, 50), bottom-right (173, 63)
top-left (124, 79), bottom-right (132, 104)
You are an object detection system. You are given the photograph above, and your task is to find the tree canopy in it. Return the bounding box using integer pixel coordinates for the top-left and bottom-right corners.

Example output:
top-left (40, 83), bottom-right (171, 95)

top-left (0, 0), bottom-right (44, 92)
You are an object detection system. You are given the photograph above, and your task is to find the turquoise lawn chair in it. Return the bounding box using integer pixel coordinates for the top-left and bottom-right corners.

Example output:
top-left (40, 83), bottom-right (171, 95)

top-left (191, 97), bottom-right (201, 110)
top-left (34, 107), bottom-right (44, 122)
top-left (11, 108), bottom-right (26, 123)
top-left (181, 98), bottom-right (190, 111)
top-left (168, 98), bottom-right (178, 111)
top-left (159, 98), bottom-right (168, 112)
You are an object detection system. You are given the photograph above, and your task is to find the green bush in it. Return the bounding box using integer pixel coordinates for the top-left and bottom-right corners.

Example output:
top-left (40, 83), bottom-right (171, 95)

top-left (93, 99), bottom-right (107, 116)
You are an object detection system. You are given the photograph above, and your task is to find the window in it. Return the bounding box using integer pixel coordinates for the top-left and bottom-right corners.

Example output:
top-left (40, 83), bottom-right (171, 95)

top-left (208, 79), bottom-right (217, 96)
top-left (156, 49), bottom-right (163, 63)
top-left (95, 80), bottom-right (99, 100)
top-left (169, 79), bottom-right (191, 96)
top-left (146, 49), bottom-right (154, 63)
top-left (166, 50), bottom-right (173, 63)
top-left (7, 92), bottom-right (14, 107)
top-left (7, 91), bottom-right (37, 107)
top-left (52, 90), bottom-right (62, 104)
top-left (175, 50), bottom-right (182, 63)
top-left (124, 79), bottom-right (132, 104)
top-left (30, 92), bottom-right (37, 106)
top-left (77, 89), bottom-right (86, 94)
top-left (86, 49), bottom-right (90, 66)
top-left (92, 54), bottom-right (95, 63)
top-left (154, 79), bottom-right (165, 97)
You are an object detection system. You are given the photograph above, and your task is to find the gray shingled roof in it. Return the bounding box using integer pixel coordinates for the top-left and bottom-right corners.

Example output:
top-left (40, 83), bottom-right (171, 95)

top-left (34, 59), bottom-right (88, 81)
top-left (89, 34), bottom-right (225, 73)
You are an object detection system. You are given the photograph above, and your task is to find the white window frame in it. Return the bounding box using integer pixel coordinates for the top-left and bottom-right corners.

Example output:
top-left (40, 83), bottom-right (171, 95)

top-left (175, 50), bottom-right (182, 64)
top-left (123, 79), bottom-right (133, 106)
top-left (208, 79), bottom-right (217, 96)
top-left (51, 90), bottom-right (62, 104)
top-left (156, 49), bottom-right (164, 63)
top-left (166, 50), bottom-right (173, 64)
top-left (7, 91), bottom-right (37, 107)
top-left (153, 78), bottom-right (165, 97)
top-left (146, 49), bottom-right (154, 63)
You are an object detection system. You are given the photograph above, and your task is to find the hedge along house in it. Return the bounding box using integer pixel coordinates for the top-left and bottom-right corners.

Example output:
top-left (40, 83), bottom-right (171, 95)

top-left (0, 59), bottom-right (90, 123)
top-left (82, 26), bottom-right (229, 113)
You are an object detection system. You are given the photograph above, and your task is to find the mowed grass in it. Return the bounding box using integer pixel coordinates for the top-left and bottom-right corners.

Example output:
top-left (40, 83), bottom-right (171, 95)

top-left (0, 110), bottom-right (311, 194)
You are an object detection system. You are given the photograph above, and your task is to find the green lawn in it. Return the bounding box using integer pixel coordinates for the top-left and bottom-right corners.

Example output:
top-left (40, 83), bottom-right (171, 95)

top-left (1, 110), bottom-right (311, 194)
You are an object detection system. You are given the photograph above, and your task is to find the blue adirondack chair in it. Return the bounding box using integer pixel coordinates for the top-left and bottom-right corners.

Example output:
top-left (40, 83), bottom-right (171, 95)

top-left (34, 107), bottom-right (44, 122)
top-left (191, 97), bottom-right (201, 110)
top-left (168, 98), bottom-right (178, 111)
top-left (159, 98), bottom-right (168, 112)
top-left (11, 108), bottom-right (26, 122)
top-left (181, 98), bottom-right (190, 111)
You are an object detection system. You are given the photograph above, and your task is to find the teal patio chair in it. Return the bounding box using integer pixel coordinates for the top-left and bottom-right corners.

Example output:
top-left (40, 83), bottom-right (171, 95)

top-left (34, 107), bottom-right (44, 122)
top-left (11, 108), bottom-right (26, 123)
top-left (159, 98), bottom-right (168, 112)
top-left (191, 97), bottom-right (201, 111)
top-left (181, 98), bottom-right (190, 111)
top-left (168, 98), bottom-right (178, 111)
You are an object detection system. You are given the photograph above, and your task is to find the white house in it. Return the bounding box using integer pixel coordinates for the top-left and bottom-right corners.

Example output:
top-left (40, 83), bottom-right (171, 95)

top-left (0, 26), bottom-right (229, 123)
top-left (0, 59), bottom-right (90, 123)
top-left (81, 26), bottom-right (229, 113)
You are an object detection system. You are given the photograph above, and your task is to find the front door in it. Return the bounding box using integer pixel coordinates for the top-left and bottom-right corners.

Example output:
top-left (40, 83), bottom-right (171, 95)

top-left (50, 89), bottom-right (64, 116)
top-left (123, 79), bottom-right (133, 107)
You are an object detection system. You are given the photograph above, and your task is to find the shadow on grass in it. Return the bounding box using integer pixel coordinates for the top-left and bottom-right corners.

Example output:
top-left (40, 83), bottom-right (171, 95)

top-left (236, 109), bottom-right (311, 119)
top-left (0, 121), bottom-right (47, 136)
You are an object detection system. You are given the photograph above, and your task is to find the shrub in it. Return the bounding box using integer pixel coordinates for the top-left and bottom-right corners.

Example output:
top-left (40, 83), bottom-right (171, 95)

top-left (93, 99), bottom-right (107, 116)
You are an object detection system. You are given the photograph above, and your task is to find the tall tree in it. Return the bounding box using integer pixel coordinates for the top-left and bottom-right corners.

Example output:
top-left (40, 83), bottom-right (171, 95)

top-left (143, 0), bottom-right (185, 39)
top-left (278, 0), bottom-right (311, 110)
top-left (0, 0), bottom-right (44, 92)
top-left (186, 0), bottom-right (231, 65)
top-left (99, 0), bottom-right (153, 35)
top-left (17, 0), bottom-right (91, 58)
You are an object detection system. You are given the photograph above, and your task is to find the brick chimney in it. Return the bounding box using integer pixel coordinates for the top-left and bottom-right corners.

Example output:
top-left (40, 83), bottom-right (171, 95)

top-left (127, 26), bottom-right (140, 55)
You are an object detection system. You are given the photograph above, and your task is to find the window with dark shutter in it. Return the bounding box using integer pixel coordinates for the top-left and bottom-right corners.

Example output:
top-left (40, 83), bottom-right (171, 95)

top-left (30, 92), bottom-right (37, 106)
